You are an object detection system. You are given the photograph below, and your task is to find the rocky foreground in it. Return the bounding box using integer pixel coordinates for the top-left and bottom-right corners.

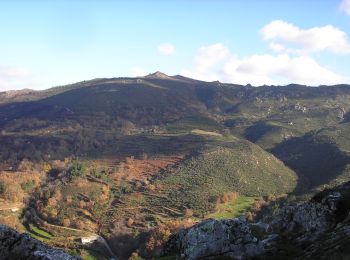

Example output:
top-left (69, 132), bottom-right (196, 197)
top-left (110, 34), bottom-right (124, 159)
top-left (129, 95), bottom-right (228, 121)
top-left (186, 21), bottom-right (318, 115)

top-left (165, 182), bottom-right (350, 259)
top-left (0, 224), bottom-right (78, 260)
top-left (1, 181), bottom-right (350, 259)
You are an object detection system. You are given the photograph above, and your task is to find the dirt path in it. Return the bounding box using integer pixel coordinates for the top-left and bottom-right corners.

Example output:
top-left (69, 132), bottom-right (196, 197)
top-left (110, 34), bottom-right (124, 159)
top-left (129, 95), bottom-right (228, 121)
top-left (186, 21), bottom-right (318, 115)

top-left (27, 207), bottom-right (117, 259)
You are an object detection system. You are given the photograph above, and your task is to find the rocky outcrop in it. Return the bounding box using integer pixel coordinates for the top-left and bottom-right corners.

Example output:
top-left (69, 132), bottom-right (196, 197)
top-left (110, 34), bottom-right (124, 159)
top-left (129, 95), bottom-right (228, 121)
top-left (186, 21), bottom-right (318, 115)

top-left (165, 183), bottom-right (350, 259)
top-left (0, 224), bottom-right (79, 260)
top-left (167, 217), bottom-right (265, 259)
top-left (269, 201), bottom-right (334, 235)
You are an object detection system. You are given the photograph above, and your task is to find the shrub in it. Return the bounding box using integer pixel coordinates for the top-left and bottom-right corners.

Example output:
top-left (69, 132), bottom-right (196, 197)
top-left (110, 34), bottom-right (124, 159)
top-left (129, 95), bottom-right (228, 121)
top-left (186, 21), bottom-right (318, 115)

top-left (63, 218), bottom-right (71, 227)
top-left (127, 218), bottom-right (134, 227)
top-left (21, 180), bottom-right (36, 192)
top-left (68, 161), bottom-right (86, 180)
top-left (184, 208), bottom-right (194, 218)
top-left (220, 191), bottom-right (239, 204)
top-left (0, 181), bottom-right (5, 195)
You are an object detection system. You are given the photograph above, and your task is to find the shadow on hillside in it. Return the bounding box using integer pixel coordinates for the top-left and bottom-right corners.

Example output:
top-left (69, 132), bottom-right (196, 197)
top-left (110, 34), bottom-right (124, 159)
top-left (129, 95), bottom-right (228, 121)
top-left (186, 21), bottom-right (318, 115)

top-left (342, 111), bottom-right (350, 123)
top-left (244, 122), bottom-right (278, 143)
top-left (107, 232), bottom-right (148, 260)
top-left (270, 134), bottom-right (350, 193)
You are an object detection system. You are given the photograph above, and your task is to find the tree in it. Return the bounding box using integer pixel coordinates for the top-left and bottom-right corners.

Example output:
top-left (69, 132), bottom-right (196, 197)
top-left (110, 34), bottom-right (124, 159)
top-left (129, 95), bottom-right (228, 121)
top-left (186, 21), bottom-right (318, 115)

top-left (68, 160), bottom-right (86, 180)
top-left (0, 181), bottom-right (5, 195)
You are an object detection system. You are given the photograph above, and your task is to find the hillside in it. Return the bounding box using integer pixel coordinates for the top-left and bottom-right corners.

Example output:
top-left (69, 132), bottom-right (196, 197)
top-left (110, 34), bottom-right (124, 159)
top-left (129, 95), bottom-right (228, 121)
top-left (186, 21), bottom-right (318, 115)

top-left (149, 139), bottom-right (297, 215)
top-left (1, 73), bottom-right (350, 258)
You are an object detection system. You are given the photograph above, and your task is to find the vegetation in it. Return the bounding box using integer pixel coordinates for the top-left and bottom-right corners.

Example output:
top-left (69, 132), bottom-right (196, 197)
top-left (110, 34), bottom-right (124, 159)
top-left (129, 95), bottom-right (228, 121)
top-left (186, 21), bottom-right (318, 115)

top-left (149, 140), bottom-right (297, 216)
top-left (0, 181), bottom-right (5, 195)
top-left (206, 196), bottom-right (257, 219)
top-left (1, 75), bottom-right (350, 259)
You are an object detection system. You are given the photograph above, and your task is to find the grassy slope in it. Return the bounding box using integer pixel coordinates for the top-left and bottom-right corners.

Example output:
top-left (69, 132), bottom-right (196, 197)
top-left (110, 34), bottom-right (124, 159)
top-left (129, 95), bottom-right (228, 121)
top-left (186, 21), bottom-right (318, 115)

top-left (148, 139), bottom-right (297, 215)
top-left (206, 196), bottom-right (257, 219)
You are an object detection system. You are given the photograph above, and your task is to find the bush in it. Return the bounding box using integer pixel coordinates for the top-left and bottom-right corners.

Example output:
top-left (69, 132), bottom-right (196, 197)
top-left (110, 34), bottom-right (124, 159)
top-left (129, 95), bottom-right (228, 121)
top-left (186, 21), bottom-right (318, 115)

top-left (184, 208), bottom-right (194, 218)
top-left (68, 161), bottom-right (86, 180)
top-left (21, 180), bottom-right (36, 192)
top-left (219, 191), bottom-right (239, 204)
top-left (0, 181), bottom-right (5, 195)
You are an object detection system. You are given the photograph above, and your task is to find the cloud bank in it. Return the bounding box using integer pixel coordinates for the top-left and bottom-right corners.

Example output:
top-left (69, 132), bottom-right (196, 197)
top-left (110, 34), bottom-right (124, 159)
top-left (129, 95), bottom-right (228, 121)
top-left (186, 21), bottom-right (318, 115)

top-left (0, 66), bottom-right (36, 91)
top-left (261, 20), bottom-right (350, 54)
top-left (182, 20), bottom-right (349, 86)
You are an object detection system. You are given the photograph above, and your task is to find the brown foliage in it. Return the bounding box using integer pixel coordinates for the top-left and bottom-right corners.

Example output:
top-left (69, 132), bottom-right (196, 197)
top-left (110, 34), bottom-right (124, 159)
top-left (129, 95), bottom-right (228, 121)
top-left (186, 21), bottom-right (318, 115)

top-left (47, 197), bottom-right (57, 207)
top-left (184, 208), bottom-right (194, 218)
top-left (17, 159), bottom-right (34, 172)
top-left (126, 218), bottom-right (134, 227)
top-left (245, 211), bottom-right (254, 221)
top-left (218, 191), bottom-right (239, 204)
top-left (63, 218), bottom-right (71, 227)
top-left (79, 200), bottom-right (86, 209)
top-left (0, 171), bottom-right (43, 202)
top-left (144, 219), bottom-right (194, 256)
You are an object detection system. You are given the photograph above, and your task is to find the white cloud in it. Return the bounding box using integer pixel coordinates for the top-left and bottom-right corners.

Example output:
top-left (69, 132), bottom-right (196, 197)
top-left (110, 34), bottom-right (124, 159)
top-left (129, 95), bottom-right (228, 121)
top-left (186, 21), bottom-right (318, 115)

top-left (182, 43), bottom-right (347, 86)
top-left (261, 20), bottom-right (350, 54)
top-left (129, 67), bottom-right (148, 77)
top-left (157, 43), bottom-right (176, 55)
top-left (0, 66), bottom-right (38, 91)
top-left (340, 0), bottom-right (350, 15)
top-left (181, 43), bottom-right (230, 82)
top-left (194, 43), bottom-right (230, 73)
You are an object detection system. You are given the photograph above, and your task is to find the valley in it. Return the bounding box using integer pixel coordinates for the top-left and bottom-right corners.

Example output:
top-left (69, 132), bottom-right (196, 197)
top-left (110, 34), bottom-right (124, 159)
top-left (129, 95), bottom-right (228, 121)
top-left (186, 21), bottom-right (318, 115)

top-left (1, 73), bottom-right (350, 259)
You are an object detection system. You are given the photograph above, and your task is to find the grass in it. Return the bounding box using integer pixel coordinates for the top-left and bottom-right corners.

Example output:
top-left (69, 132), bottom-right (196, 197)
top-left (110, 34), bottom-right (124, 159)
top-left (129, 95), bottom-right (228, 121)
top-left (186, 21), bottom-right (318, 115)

top-left (166, 116), bottom-right (222, 133)
top-left (206, 196), bottom-right (257, 219)
top-left (81, 249), bottom-right (109, 260)
top-left (26, 224), bottom-right (53, 241)
top-left (149, 139), bottom-right (297, 216)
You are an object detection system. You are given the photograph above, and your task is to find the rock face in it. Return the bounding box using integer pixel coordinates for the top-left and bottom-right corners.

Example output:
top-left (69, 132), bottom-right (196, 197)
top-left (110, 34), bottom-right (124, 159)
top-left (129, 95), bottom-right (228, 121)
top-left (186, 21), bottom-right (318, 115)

top-left (168, 217), bottom-right (265, 260)
top-left (0, 224), bottom-right (79, 260)
top-left (269, 201), bottom-right (334, 235)
top-left (165, 182), bottom-right (350, 259)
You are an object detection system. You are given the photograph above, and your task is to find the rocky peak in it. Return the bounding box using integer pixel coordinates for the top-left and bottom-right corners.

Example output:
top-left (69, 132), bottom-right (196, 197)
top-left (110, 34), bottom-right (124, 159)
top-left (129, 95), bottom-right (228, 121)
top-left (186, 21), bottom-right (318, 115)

top-left (144, 71), bottom-right (173, 80)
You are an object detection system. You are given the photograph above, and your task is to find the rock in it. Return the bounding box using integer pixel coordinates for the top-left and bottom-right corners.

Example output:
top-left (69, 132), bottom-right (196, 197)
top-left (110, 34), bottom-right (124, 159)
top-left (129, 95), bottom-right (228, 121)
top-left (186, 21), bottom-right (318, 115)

top-left (269, 201), bottom-right (334, 235)
top-left (168, 218), bottom-right (265, 260)
top-left (0, 224), bottom-right (79, 260)
top-left (322, 191), bottom-right (341, 210)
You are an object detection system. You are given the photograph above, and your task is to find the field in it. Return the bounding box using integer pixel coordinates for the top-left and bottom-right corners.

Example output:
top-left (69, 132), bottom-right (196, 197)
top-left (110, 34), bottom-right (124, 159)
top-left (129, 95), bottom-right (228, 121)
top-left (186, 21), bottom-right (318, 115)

top-left (206, 196), bottom-right (257, 219)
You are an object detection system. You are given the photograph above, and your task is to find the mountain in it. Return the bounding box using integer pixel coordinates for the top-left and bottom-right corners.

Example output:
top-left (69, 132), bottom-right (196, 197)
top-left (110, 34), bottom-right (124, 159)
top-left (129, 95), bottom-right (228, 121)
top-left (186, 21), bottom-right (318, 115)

top-left (1, 72), bottom-right (350, 258)
top-left (1, 72), bottom-right (350, 189)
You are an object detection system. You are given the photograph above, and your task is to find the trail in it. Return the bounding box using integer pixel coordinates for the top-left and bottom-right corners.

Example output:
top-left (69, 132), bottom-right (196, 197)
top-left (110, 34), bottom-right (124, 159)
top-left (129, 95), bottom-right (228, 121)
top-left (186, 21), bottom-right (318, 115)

top-left (27, 207), bottom-right (117, 260)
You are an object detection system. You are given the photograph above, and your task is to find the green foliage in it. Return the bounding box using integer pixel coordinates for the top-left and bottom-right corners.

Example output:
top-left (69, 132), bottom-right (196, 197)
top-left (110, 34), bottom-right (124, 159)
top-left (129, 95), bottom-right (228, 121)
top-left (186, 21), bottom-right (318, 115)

top-left (150, 140), bottom-right (297, 215)
top-left (0, 181), bottom-right (5, 194)
top-left (166, 116), bottom-right (222, 133)
top-left (207, 196), bottom-right (256, 219)
top-left (69, 161), bottom-right (86, 180)
top-left (21, 180), bottom-right (36, 192)
top-left (111, 182), bottom-right (133, 198)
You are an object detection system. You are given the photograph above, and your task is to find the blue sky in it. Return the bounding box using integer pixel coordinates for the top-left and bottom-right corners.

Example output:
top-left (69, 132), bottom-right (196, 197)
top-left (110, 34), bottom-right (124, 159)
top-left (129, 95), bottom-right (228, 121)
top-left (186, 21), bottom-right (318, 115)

top-left (1, 0), bottom-right (350, 90)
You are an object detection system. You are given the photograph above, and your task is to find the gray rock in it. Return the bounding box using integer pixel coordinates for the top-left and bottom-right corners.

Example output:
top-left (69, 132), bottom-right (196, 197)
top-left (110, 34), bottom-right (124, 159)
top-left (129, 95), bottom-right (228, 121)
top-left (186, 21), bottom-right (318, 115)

top-left (171, 218), bottom-right (265, 259)
top-left (0, 224), bottom-right (79, 260)
top-left (270, 202), bottom-right (334, 235)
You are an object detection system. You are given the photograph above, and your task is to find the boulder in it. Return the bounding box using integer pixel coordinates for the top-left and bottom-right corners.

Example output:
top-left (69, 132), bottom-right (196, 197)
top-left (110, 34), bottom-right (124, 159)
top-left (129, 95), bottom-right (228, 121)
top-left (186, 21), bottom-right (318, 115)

top-left (169, 217), bottom-right (265, 259)
top-left (0, 224), bottom-right (79, 260)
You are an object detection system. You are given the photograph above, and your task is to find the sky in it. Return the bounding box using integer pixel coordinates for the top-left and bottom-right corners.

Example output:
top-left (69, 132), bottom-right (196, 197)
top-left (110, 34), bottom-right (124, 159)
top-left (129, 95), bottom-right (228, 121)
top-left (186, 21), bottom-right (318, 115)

top-left (1, 0), bottom-right (350, 91)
